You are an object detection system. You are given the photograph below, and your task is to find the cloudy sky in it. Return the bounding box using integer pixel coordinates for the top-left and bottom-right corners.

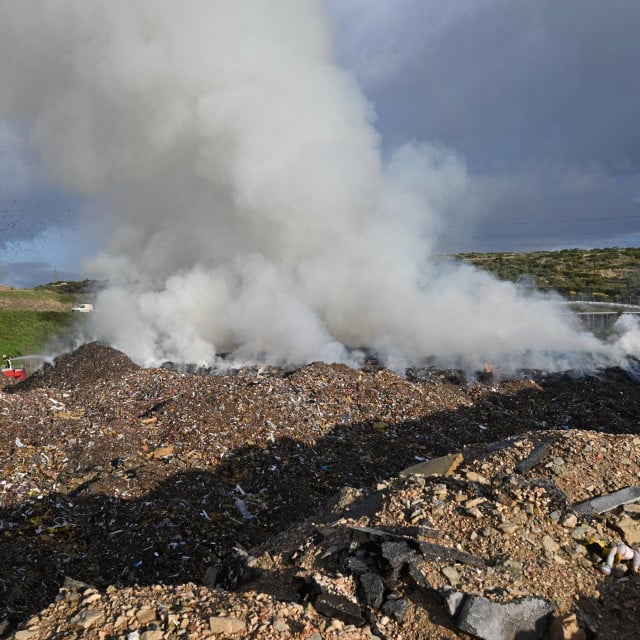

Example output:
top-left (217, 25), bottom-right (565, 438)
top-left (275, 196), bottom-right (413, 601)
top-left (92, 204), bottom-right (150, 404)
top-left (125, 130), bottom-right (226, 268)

top-left (1, 0), bottom-right (640, 288)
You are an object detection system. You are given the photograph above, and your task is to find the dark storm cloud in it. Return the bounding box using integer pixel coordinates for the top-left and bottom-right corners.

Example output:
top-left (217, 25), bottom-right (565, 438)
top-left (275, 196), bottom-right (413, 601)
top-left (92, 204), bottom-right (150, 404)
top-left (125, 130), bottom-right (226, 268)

top-left (327, 0), bottom-right (640, 249)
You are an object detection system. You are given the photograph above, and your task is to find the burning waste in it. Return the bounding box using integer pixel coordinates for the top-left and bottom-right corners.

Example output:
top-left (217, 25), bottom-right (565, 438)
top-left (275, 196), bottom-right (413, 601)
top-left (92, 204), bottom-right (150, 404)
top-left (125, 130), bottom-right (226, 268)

top-left (0, 1), bottom-right (638, 373)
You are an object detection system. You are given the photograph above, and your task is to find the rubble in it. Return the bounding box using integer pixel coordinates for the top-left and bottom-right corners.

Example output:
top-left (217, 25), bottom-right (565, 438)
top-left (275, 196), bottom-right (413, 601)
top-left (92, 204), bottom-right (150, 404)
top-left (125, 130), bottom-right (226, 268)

top-left (454, 594), bottom-right (555, 640)
top-left (573, 486), bottom-right (640, 515)
top-left (1, 342), bottom-right (640, 638)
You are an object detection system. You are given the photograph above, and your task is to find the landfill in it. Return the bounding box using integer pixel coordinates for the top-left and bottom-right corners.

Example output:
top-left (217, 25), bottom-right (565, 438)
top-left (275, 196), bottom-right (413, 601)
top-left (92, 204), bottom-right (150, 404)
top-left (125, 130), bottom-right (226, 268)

top-left (1, 342), bottom-right (640, 639)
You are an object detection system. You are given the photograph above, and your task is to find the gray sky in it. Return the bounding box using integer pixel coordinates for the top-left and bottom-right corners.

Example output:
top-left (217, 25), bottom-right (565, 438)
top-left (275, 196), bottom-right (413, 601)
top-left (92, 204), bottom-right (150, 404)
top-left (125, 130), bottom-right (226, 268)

top-left (1, 0), bottom-right (640, 287)
top-left (327, 0), bottom-right (640, 253)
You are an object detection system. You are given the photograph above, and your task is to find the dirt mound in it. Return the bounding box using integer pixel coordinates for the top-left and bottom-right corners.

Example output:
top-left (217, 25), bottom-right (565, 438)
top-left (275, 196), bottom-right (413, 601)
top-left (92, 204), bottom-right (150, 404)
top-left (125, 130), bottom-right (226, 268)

top-left (2, 355), bottom-right (640, 638)
top-left (27, 341), bottom-right (139, 389)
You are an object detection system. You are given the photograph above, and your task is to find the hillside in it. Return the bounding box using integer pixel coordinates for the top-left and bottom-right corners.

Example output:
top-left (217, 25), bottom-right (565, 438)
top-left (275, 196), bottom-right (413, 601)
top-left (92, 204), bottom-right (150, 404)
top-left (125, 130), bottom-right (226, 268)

top-left (0, 281), bottom-right (94, 357)
top-left (1, 344), bottom-right (640, 639)
top-left (457, 247), bottom-right (640, 303)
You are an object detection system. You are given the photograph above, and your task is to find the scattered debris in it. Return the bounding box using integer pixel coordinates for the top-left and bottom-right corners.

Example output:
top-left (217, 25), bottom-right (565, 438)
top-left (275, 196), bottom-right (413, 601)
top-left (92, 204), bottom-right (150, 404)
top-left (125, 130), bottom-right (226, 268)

top-left (454, 594), bottom-right (555, 640)
top-left (573, 486), bottom-right (640, 515)
top-left (399, 452), bottom-right (464, 478)
top-left (1, 343), bottom-right (640, 638)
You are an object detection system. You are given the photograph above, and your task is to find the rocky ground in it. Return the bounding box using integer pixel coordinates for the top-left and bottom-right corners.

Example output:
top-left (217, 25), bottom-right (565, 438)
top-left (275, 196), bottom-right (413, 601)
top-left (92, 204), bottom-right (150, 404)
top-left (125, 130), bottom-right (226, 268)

top-left (1, 342), bottom-right (640, 639)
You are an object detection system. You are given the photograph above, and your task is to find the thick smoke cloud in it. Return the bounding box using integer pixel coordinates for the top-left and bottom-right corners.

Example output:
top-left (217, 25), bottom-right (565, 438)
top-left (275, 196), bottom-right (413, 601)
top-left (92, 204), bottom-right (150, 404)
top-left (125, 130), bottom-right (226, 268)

top-left (0, 0), bottom-right (632, 371)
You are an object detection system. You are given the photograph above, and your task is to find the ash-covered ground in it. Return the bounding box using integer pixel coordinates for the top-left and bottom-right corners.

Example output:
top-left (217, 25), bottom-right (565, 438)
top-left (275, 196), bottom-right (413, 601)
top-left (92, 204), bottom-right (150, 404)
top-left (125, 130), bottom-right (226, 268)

top-left (1, 342), bottom-right (640, 639)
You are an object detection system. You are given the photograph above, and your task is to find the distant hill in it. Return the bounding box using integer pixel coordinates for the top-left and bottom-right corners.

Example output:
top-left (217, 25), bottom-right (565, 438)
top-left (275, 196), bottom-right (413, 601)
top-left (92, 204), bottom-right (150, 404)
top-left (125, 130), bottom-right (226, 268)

top-left (456, 247), bottom-right (640, 303)
top-left (33, 279), bottom-right (106, 295)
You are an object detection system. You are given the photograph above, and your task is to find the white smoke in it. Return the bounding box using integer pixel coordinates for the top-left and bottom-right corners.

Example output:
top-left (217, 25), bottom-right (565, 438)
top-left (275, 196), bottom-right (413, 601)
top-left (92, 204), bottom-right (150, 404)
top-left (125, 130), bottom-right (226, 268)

top-left (0, 0), bottom-right (634, 371)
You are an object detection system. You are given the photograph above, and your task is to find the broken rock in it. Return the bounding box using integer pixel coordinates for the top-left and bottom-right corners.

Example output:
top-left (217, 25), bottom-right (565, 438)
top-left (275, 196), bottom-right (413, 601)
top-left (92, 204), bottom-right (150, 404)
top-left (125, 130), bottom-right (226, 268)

top-left (69, 608), bottom-right (103, 630)
top-left (548, 613), bottom-right (586, 640)
top-left (381, 597), bottom-right (409, 622)
top-left (456, 595), bottom-right (555, 640)
top-left (208, 616), bottom-right (246, 635)
top-left (399, 452), bottom-right (463, 478)
top-left (573, 486), bottom-right (640, 515)
top-left (380, 541), bottom-right (419, 578)
top-left (357, 572), bottom-right (385, 609)
top-left (613, 516), bottom-right (640, 546)
top-left (313, 593), bottom-right (365, 627)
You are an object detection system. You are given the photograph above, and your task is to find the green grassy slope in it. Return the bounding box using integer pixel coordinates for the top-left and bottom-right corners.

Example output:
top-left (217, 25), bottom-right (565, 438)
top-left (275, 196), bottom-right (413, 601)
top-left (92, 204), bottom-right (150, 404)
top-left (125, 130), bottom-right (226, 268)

top-left (0, 310), bottom-right (74, 358)
top-left (457, 247), bottom-right (640, 302)
top-left (0, 282), bottom-right (93, 358)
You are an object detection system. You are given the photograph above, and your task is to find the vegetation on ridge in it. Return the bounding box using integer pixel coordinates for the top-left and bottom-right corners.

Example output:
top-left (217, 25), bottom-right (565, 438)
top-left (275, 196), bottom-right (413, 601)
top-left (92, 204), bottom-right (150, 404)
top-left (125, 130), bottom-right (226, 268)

top-left (457, 247), bottom-right (640, 303)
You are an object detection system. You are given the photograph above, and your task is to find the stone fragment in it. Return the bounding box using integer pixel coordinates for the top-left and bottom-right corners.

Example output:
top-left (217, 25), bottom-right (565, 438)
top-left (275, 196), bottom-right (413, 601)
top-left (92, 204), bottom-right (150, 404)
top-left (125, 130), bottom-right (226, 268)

top-left (441, 588), bottom-right (466, 617)
top-left (614, 516), bottom-right (640, 546)
top-left (272, 617), bottom-right (289, 632)
top-left (325, 618), bottom-right (344, 632)
top-left (561, 514), bottom-right (578, 529)
top-left (573, 486), bottom-right (640, 515)
top-left (465, 497), bottom-right (487, 509)
top-left (381, 598), bottom-right (409, 622)
top-left (571, 524), bottom-right (596, 541)
top-left (548, 613), bottom-right (586, 640)
top-left (314, 593), bottom-right (364, 626)
top-left (345, 556), bottom-right (372, 577)
top-left (341, 492), bottom-right (383, 520)
top-left (465, 471), bottom-right (489, 484)
top-left (542, 535), bottom-right (560, 554)
top-left (15, 632), bottom-right (38, 640)
top-left (399, 453), bottom-right (463, 478)
top-left (63, 576), bottom-right (93, 591)
top-left (140, 631), bottom-right (164, 640)
top-left (69, 609), bottom-right (103, 630)
top-left (150, 445), bottom-right (174, 459)
top-left (82, 592), bottom-right (101, 605)
top-left (135, 607), bottom-right (157, 625)
top-left (358, 572), bottom-right (385, 608)
top-left (498, 522), bottom-right (520, 535)
top-left (456, 595), bottom-right (555, 640)
top-left (498, 558), bottom-right (523, 579)
top-left (208, 616), bottom-right (246, 635)
top-left (441, 565), bottom-right (460, 586)
top-left (405, 562), bottom-right (430, 589)
top-left (381, 541), bottom-right (419, 577)
top-left (324, 486), bottom-right (362, 516)
top-left (486, 439), bottom-right (514, 453)
top-left (515, 443), bottom-right (552, 474)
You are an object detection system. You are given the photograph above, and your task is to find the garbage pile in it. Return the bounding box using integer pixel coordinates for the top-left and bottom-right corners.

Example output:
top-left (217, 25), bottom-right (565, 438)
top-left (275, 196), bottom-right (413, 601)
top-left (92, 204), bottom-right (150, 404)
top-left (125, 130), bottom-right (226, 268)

top-left (1, 343), bottom-right (639, 639)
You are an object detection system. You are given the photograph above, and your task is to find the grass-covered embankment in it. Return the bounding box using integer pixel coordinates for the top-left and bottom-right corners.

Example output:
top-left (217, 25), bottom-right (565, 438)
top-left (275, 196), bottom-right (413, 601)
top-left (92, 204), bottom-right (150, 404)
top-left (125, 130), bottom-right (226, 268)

top-left (0, 283), bottom-right (91, 358)
top-left (0, 309), bottom-right (75, 358)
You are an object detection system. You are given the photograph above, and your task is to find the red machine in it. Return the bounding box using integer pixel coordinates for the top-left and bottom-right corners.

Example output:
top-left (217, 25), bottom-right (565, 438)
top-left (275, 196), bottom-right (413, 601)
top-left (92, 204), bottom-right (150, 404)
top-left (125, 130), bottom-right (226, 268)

top-left (1, 366), bottom-right (27, 380)
top-left (1, 357), bottom-right (27, 380)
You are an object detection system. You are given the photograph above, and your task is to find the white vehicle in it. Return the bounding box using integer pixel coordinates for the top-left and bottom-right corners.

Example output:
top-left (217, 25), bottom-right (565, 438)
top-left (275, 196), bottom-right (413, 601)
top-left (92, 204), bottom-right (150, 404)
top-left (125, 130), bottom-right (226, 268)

top-left (71, 303), bottom-right (94, 313)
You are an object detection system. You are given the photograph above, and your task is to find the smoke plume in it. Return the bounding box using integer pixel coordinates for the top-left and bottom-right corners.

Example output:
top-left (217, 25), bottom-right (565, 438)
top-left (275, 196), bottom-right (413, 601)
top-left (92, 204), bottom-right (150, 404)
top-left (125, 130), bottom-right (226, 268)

top-left (0, 1), bottom-right (631, 371)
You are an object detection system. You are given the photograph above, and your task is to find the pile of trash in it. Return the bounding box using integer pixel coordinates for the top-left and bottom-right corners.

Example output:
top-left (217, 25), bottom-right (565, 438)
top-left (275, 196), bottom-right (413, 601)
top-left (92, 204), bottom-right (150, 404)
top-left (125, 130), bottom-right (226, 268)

top-left (1, 343), bottom-right (639, 639)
